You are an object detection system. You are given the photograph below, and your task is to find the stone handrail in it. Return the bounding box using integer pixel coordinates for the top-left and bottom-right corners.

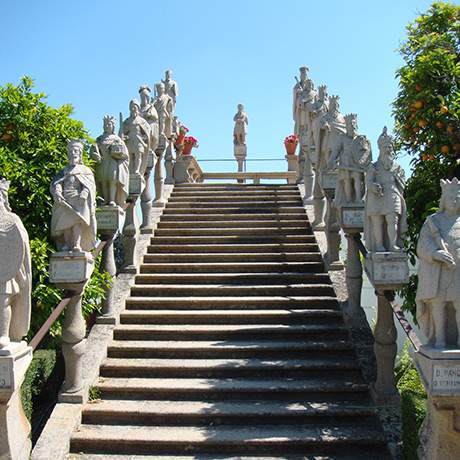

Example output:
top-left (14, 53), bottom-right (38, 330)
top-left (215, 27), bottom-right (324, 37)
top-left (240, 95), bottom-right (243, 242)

top-left (173, 153), bottom-right (204, 184)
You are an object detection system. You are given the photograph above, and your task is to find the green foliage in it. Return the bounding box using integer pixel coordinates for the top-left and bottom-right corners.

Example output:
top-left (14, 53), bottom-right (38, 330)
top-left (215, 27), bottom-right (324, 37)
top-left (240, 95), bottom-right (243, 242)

top-left (21, 349), bottom-right (58, 422)
top-left (88, 385), bottom-right (102, 401)
top-left (393, 2), bottom-right (460, 166)
top-left (0, 77), bottom-right (109, 339)
top-left (395, 343), bottom-right (427, 460)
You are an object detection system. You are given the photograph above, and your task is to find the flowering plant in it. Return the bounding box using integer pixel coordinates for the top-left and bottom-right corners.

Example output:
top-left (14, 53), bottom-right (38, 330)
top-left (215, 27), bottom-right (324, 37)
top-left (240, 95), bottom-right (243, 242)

top-left (184, 136), bottom-right (199, 148)
top-left (179, 125), bottom-right (189, 135)
top-left (284, 134), bottom-right (298, 146)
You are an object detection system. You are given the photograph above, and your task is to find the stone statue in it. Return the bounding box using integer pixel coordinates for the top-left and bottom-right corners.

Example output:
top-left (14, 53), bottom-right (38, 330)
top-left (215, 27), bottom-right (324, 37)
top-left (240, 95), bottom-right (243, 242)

top-left (310, 84), bottom-right (329, 162)
top-left (139, 85), bottom-right (159, 152)
top-left (298, 79), bottom-right (317, 152)
top-left (233, 104), bottom-right (248, 145)
top-left (317, 95), bottom-right (346, 171)
top-left (328, 113), bottom-right (372, 207)
top-left (153, 82), bottom-right (173, 143)
top-left (162, 70), bottom-right (179, 113)
top-left (416, 178), bottom-right (460, 349)
top-left (50, 140), bottom-right (97, 253)
top-left (292, 66), bottom-right (309, 137)
top-left (92, 115), bottom-right (129, 207)
top-left (0, 179), bottom-right (31, 350)
top-left (364, 127), bottom-right (407, 252)
top-left (121, 99), bottom-right (151, 175)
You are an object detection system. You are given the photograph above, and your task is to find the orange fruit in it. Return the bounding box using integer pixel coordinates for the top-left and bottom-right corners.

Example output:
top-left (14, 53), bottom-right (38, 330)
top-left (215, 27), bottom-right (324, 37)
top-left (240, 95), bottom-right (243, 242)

top-left (440, 106), bottom-right (449, 114)
top-left (441, 145), bottom-right (450, 154)
top-left (418, 119), bottom-right (428, 128)
top-left (414, 100), bottom-right (424, 109)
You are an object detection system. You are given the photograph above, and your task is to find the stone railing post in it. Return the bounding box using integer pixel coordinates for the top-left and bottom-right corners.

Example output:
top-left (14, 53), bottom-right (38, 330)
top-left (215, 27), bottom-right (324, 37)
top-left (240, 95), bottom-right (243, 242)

top-left (311, 171), bottom-right (325, 228)
top-left (344, 233), bottom-right (363, 319)
top-left (164, 141), bottom-right (175, 185)
top-left (285, 154), bottom-right (298, 185)
top-left (153, 143), bottom-right (166, 208)
top-left (140, 152), bottom-right (155, 233)
top-left (302, 150), bottom-right (315, 200)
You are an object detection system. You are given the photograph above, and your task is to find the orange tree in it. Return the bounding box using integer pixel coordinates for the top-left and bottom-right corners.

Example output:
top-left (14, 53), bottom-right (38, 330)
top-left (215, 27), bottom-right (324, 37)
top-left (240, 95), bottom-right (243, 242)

top-left (392, 2), bottom-right (460, 316)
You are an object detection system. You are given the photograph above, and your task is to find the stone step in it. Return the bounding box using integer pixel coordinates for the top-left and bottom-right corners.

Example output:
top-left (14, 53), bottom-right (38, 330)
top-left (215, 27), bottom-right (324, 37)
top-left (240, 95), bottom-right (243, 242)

top-left (162, 207), bottom-right (305, 215)
top-left (124, 296), bottom-right (338, 310)
top-left (120, 309), bottom-right (342, 325)
top-left (107, 339), bottom-right (354, 359)
top-left (161, 213), bottom-right (308, 221)
top-left (139, 261), bottom-right (324, 274)
top-left (157, 219), bottom-right (309, 229)
top-left (113, 324), bottom-right (349, 341)
top-left (129, 284), bottom-right (336, 298)
top-left (146, 243), bottom-right (319, 254)
top-left (81, 399), bottom-right (377, 426)
top-left (95, 377), bottom-right (370, 402)
top-left (170, 191), bottom-right (301, 198)
top-left (99, 357), bottom-right (362, 379)
top-left (169, 195), bottom-right (303, 202)
top-left (173, 184), bottom-right (299, 190)
top-left (166, 200), bottom-right (303, 208)
top-left (149, 235), bottom-right (316, 245)
top-left (153, 227), bottom-right (309, 237)
top-left (70, 423), bottom-right (387, 456)
top-left (142, 253), bottom-right (322, 263)
top-left (134, 273), bottom-right (332, 285)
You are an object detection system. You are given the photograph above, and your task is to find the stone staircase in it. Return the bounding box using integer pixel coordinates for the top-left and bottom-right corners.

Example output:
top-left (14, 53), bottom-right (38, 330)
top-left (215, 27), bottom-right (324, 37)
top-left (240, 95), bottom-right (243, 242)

top-left (68, 183), bottom-right (391, 459)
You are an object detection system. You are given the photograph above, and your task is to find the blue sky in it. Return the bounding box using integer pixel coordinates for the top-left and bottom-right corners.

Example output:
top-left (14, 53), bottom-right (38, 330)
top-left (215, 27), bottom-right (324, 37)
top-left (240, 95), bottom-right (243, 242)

top-left (1, 0), bottom-right (436, 175)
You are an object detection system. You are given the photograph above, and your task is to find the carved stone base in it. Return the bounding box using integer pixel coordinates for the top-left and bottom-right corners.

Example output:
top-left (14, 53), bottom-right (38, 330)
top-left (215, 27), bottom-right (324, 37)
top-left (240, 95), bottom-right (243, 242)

top-left (49, 251), bottom-right (94, 284)
top-left (96, 205), bottom-right (123, 234)
top-left (128, 173), bottom-right (143, 196)
top-left (339, 203), bottom-right (365, 233)
top-left (0, 345), bottom-right (32, 460)
top-left (364, 251), bottom-right (409, 290)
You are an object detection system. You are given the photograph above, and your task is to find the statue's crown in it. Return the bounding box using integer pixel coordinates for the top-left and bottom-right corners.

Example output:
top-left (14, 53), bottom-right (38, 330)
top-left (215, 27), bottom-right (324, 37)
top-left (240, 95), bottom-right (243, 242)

top-left (139, 85), bottom-right (151, 94)
top-left (377, 126), bottom-right (394, 150)
top-left (0, 178), bottom-right (10, 192)
top-left (441, 178), bottom-right (460, 193)
top-left (68, 139), bottom-right (84, 149)
top-left (345, 113), bottom-right (357, 124)
top-left (104, 115), bottom-right (115, 123)
top-left (299, 66), bottom-right (309, 73)
top-left (318, 85), bottom-right (327, 96)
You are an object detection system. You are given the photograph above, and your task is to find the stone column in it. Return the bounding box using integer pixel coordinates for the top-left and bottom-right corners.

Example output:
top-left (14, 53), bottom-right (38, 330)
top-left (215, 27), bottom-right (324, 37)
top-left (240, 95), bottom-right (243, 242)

top-left (324, 198), bottom-right (342, 270)
top-left (164, 142), bottom-right (175, 185)
top-left (153, 144), bottom-right (166, 208)
top-left (345, 233), bottom-right (363, 320)
top-left (414, 347), bottom-right (460, 459)
top-left (311, 171), bottom-right (325, 228)
top-left (371, 291), bottom-right (400, 405)
top-left (98, 237), bottom-right (116, 323)
top-left (121, 196), bottom-right (139, 274)
top-left (140, 152), bottom-right (155, 233)
top-left (302, 150), bottom-right (314, 201)
top-left (285, 154), bottom-right (298, 185)
top-left (0, 345), bottom-right (33, 460)
top-left (296, 147), bottom-right (305, 185)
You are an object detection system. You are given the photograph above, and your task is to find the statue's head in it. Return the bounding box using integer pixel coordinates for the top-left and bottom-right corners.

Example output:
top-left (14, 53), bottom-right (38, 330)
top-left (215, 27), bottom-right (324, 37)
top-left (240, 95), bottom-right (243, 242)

top-left (0, 178), bottom-right (11, 211)
top-left (129, 98), bottom-right (140, 116)
top-left (67, 140), bottom-right (84, 166)
top-left (299, 66), bottom-right (309, 81)
top-left (237, 103), bottom-right (244, 112)
top-left (103, 115), bottom-right (116, 134)
top-left (156, 82), bottom-right (165, 95)
top-left (377, 126), bottom-right (394, 156)
top-left (345, 113), bottom-right (358, 137)
top-left (165, 70), bottom-right (172, 80)
top-left (440, 178), bottom-right (460, 213)
top-left (318, 85), bottom-right (328, 101)
top-left (329, 95), bottom-right (340, 113)
top-left (139, 85), bottom-right (151, 104)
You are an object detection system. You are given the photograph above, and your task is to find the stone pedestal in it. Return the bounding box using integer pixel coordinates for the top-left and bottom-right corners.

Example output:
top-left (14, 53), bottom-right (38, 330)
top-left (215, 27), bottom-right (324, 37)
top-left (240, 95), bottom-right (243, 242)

top-left (234, 144), bottom-right (247, 184)
top-left (302, 151), bottom-right (315, 201)
top-left (96, 206), bottom-right (123, 234)
top-left (364, 251), bottom-right (409, 290)
top-left (0, 345), bottom-right (32, 460)
top-left (49, 252), bottom-right (94, 284)
top-left (174, 154), bottom-right (193, 184)
top-left (128, 173), bottom-right (143, 196)
top-left (345, 233), bottom-right (363, 322)
top-left (97, 236), bottom-right (117, 324)
top-left (153, 145), bottom-right (166, 208)
top-left (371, 291), bottom-right (400, 406)
top-left (311, 171), bottom-right (325, 229)
top-left (121, 196), bottom-right (139, 274)
top-left (296, 147), bottom-right (305, 185)
top-left (414, 347), bottom-right (460, 459)
top-left (285, 154), bottom-right (298, 185)
top-left (141, 153), bottom-right (155, 233)
top-left (164, 142), bottom-right (175, 185)
top-left (339, 203), bottom-right (365, 233)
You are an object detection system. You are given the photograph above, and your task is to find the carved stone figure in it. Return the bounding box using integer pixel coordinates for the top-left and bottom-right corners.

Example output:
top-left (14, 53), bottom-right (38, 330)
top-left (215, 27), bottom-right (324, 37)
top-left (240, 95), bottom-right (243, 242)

top-left (92, 115), bottom-right (129, 207)
top-left (162, 70), bottom-right (179, 113)
top-left (50, 140), bottom-right (97, 253)
top-left (416, 178), bottom-right (460, 348)
top-left (233, 104), bottom-right (248, 145)
top-left (0, 179), bottom-right (31, 350)
top-left (364, 127), bottom-right (407, 252)
top-left (153, 82), bottom-right (173, 142)
top-left (292, 66), bottom-right (309, 137)
top-left (328, 113), bottom-right (372, 207)
top-left (139, 85), bottom-right (159, 152)
top-left (121, 99), bottom-right (151, 176)
top-left (310, 84), bottom-right (329, 162)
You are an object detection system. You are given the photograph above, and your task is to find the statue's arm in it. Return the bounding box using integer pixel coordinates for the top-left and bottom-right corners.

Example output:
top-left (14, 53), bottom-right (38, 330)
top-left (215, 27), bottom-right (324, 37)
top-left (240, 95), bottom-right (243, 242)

top-left (328, 137), bottom-right (342, 168)
top-left (417, 219), bottom-right (440, 262)
top-left (50, 176), bottom-right (64, 202)
top-left (90, 144), bottom-right (102, 163)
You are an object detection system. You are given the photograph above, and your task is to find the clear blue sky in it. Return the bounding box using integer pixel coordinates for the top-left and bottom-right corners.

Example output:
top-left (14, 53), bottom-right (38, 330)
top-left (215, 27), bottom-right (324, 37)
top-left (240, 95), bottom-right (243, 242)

top-left (1, 0), bottom-right (436, 175)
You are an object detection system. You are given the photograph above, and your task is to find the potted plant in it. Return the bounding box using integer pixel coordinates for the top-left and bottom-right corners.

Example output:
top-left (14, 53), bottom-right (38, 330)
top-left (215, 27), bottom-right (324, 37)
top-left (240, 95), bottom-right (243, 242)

top-left (284, 134), bottom-right (298, 155)
top-left (174, 125), bottom-right (189, 149)
top-left (182, 136), bottom-right (199, 155)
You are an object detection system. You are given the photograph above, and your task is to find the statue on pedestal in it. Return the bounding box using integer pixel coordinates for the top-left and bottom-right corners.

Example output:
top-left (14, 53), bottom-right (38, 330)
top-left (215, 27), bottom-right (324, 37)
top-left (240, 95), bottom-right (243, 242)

top-left (50, 140), bottom-right (97, 253)
top-left (121, 99), bottom-right (151, 176)
top-left (139, 85), bottom-right (159, 153)
top-left (233, 104), bottom-right (248, 146)
top-left (310, 85), bottom-right (329, 163)
top-left (162, 70), bottom-right (179, 114)
top-left (416, 178), bottom-right (460, 349)
top-left (0, 179), bottom-right (31, 350)
top-left (153, 82), bottom-right (173, 144)
top-left (328, 113), bottom-right (372, 207)
top-left (364, 127), bottom-right (406, 252)
top-left (92, 115), bottom-right (129, 207)
top-left (292, 66), bottom-right (309, 137)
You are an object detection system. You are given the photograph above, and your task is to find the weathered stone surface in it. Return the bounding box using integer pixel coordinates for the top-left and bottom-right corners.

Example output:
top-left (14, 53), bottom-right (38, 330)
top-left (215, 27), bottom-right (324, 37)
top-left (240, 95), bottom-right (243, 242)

top-left (49, 252), bottom-right (94, 284)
